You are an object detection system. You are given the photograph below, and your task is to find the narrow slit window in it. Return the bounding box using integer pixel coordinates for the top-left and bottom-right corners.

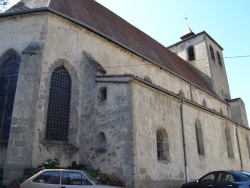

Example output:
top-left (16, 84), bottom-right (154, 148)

top-left (195, 120), bottom-right (205, 156)
top-left (217, 51), bottom-right (222, 66)
top-left (209, 45), bottom-right (215, 61)
top-left (99, 87), bottom-right (107, 101)
top-left (187, 46), bottom-right (195, 61)
top-left (156, 128), bottom-right (170, 162)
top-left (225, 127), bottom-right (234, 159)
top-left (246, 136), bottom-right (250, 159)
top-left (157, 130), bottom-right (164, 160)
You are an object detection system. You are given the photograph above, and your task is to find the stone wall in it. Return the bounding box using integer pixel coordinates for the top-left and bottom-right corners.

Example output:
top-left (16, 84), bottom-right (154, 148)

top-left (0, 11), bottom-right (250, 187)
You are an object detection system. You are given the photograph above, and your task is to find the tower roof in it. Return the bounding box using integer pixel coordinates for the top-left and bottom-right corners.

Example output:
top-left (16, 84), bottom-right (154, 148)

top-left (5, 0), bottom-right (216, 96)
top-left (180, 26), bottom-right (195, 40)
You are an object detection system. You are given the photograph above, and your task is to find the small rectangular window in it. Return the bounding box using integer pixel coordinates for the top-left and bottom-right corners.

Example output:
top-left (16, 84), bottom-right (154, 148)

top-left (99, 87), bottom-right (107, 101)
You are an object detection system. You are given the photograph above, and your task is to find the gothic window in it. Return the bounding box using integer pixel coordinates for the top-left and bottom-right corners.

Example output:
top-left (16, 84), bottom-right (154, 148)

top-left (0, 52), bottom-right (21, 141)
top-left (246, 136), bottom-right (250, 159)
top-left (195, 120), bottom-right (205, 156)
top-left (157, 128), bottom-right (170, 162)
top-left (187, 46), bottom-right (195, 61)
top-left (45, 66), bottom-right (71, 141)
top-left (209, 45), bottom-right (215, 61)
top-left (217, 51), bottom-right (222, 66)
top-left (225, 126), bottom-right (234, 159)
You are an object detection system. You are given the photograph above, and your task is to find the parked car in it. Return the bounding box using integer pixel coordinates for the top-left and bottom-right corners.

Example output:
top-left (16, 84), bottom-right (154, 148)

top-left (181, 170), bottom-right (250, 188)
top-left (20, 169), bottom-right (122, 188)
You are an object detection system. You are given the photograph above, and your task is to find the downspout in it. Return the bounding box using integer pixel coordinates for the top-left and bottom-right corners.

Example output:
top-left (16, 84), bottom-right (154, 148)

top-left (180, 99), bottom-right (189, 182)
top-left (236, 121), bottom-right (243, 171)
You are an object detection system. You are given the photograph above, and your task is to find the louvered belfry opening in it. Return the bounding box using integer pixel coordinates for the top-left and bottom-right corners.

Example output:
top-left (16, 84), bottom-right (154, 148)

top-left (45, 66), bottom-right (71, 141)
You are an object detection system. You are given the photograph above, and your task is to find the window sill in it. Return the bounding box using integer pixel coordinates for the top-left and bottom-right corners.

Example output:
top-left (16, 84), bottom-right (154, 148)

top-left (42, 139), bottom-right (79, 152)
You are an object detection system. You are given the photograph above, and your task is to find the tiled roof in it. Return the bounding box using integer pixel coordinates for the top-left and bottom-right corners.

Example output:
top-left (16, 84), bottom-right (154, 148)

top-left (6, 0), bottom-right (216, 95)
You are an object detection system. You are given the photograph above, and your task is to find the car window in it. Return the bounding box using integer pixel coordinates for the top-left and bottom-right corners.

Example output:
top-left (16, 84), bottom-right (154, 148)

top-left (200, 173), bottom-right (216, 183)
top-left (238, 172), bottom-right (250, 179)
top-left (216, 172), bottom-right (235, 182)
top-left (33, 171), bottom-right (60, 184)
top-left (62, 172), bottom-right (92, 185)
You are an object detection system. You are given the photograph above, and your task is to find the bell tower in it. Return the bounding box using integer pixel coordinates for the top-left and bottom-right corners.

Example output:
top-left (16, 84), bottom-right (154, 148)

top-left (168, 28), bottom-right (231, 100)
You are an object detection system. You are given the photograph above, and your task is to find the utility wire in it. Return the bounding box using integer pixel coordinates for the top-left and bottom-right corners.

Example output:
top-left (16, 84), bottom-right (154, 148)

top-left (0, 54), bottom-right (249, 77)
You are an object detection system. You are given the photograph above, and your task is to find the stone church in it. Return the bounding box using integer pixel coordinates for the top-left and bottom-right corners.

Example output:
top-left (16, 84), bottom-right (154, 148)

top-left (0, 0), bottom-right (249, 187)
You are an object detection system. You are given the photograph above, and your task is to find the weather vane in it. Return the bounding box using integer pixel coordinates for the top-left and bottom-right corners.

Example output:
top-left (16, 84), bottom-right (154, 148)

top-left (185, 13), bottom-right (189, 25)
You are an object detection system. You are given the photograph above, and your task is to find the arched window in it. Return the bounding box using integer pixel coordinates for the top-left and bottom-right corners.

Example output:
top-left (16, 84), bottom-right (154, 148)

top-left (143, 76), bottom-right (152, 83)
top-left (179, 90), bottom-right (185, 97)
top-left (195, 120), bottom-right (205, 156)
top-left (45, 66), bottom-right (71, 141)
top-left (95, 132), bottom-right (106, 150)
top-left (209, 45), bottom-right (215, 61)
top-left (187, 46), bottom-right (195, 61)
top-left (246, 136), bottom-right (250, 159)
top-left (220, 109), bottom-right (223, 115)
top-left (0, 51), bottom-right (21, 141)
top-left (156, 128), bottom-right (170, 162)
top-left (225, 126), bottom-right (234, 159)
top-left (217, 51), bottom-right (222, 66)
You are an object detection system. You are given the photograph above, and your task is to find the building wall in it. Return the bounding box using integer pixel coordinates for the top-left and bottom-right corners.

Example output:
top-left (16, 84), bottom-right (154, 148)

top-left (131, 80), bottom-right (185, 187)
top-left (0, 11), bottom-right (249, 187)
top-left (183, 105), bottom-right (242, 179)
top-left (131, 79), bottom-right (250, 187)
top-left (229, 99), bottom-right (249, 127)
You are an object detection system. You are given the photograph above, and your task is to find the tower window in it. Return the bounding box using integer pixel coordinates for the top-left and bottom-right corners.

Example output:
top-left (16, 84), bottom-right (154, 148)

top-left (209, 45), bottom-right (215, 61)
top-left (0, 52), bottom-right (21, 141)
top-left (187, 46), bottom-right (195, 61)
top-left (217, 51), bottom-right (222, 66)
top-left (45, 66), bottom-right (71, 141)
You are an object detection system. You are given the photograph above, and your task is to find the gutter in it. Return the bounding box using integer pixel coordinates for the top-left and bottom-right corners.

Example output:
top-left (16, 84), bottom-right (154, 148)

top-left (180, 99), bottom-right (189, 182)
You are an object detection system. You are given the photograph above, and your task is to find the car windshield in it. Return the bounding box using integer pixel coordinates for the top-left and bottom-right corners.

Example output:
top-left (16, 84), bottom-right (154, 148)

top-left (237, 171), bottom-right (250, 179)
top-left (82, 171), bottom-right (99, 184)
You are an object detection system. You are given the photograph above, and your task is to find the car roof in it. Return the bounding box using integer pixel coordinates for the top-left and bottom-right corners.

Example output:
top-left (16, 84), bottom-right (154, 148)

top-left (40, 169), bottom-right (87, 173)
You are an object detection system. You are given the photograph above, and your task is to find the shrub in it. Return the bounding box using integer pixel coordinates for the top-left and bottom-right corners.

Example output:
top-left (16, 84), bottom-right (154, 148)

top-left (97, 173), bottom-right (123, 187)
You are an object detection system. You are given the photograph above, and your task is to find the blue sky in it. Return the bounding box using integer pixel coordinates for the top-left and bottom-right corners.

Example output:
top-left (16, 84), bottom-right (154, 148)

top-left (6, 0), bottom-right (250, 125)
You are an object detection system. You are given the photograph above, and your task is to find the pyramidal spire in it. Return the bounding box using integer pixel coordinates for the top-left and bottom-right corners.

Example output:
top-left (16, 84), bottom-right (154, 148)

top-left (180, 26), bottom-right (195, 40)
